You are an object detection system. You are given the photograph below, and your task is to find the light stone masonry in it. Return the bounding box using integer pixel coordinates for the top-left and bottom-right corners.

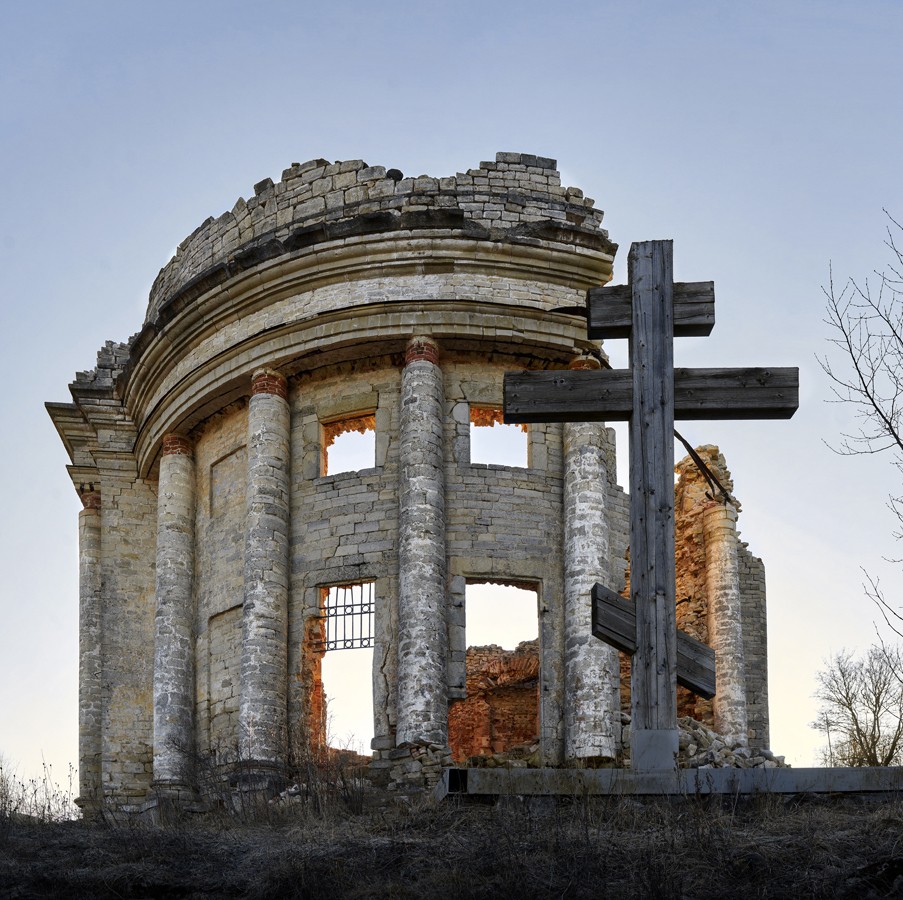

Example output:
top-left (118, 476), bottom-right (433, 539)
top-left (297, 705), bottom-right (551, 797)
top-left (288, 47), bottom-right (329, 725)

top-left (704, 501), bottom-right (749, 746)
top-left (153, 435), bottom-right (196, 795)
top-left (77, 496), bottom-right (102, 809)
top-left (397, 337), bottom-right (448, 746)
top-left (240, 371), bottom-right (291, 771)
top-left (563, 415), bottom-right (621, 759)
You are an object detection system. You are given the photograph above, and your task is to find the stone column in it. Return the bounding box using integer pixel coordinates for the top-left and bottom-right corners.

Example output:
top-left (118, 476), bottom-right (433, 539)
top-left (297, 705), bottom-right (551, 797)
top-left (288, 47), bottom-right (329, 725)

top-left (563, 355), bottom-right (621, 760)
top-left (77, 489), bottom-right (103, 811)
top-left (239, 369), bottom-right (291, 774)
top-left (704, 500), bottom-right (748, 746)
top-left (153, 434), bottom-right (196, 796)
top-left (396, 336), bottom-right (448, 746)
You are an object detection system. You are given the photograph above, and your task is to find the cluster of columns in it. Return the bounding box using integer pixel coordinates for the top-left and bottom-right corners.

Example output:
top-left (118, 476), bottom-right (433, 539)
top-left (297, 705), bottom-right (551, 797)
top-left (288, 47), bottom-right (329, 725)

top-left (152, 369), bottom-right (291, 797)
top-left (144, 340), bottom-right (750, 796)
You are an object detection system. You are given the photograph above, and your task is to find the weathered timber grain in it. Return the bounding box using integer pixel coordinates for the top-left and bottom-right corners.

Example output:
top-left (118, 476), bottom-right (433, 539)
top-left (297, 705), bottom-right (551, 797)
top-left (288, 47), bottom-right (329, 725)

top-left (629, 240), bottom-right (679, 770)
top-left (504, 367), bottom-right (799, 423)
top-left (587, 281), bottom-right (716, 338)
top-left (591, 584), bottom-right (716, 699)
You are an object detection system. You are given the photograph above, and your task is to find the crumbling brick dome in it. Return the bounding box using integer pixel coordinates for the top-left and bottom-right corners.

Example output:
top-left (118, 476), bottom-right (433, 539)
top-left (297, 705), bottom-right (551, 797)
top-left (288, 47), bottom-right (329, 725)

top-left (48, 152), bottom-right (769, 814)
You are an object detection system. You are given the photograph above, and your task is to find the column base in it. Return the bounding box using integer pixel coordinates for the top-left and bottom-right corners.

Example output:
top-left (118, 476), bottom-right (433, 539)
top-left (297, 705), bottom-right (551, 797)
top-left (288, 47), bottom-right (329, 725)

top-left (631, 728), bottom-right (679, 772)
top-left (231, 762), bottom-right (287, 795)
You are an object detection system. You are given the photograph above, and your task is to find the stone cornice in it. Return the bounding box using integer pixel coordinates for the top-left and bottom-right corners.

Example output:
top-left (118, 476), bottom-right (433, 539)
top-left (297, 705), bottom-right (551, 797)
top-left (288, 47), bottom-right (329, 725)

top-left (132, 300), bottom-right (597, 477)
top-left (121, 226), bottom-right (613, 414)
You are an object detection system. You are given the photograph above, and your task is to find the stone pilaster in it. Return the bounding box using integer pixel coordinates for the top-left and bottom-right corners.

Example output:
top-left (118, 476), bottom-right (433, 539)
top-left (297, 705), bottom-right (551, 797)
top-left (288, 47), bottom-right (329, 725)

top-left (563, 355), bottom-right (621, 760)
top-left (239, 369), bottom-right (290, 773)
top-left (77, 490), bottom-right (102, 811)
top-left (153, 434), bottom-right (196, 796)
top-left (396, 336), bottom-right (448, 746)
top-left (704, 500), bottom-right (748, 746)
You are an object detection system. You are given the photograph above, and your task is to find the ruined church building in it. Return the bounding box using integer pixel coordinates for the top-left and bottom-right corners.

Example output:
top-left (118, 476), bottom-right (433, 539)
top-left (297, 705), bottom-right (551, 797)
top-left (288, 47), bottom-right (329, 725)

top-left (48, 153), bottom-right (769, 814)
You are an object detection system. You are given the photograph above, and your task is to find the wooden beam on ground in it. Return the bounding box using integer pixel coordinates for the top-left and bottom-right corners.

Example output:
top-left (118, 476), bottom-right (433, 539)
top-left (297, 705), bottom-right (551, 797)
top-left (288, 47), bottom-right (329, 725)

top-left (587, 281), bottom-right (716, 339)
top-left (591, 584), bottom-right (716, 700)
top-left (503, 367), bottom-right (799, 423)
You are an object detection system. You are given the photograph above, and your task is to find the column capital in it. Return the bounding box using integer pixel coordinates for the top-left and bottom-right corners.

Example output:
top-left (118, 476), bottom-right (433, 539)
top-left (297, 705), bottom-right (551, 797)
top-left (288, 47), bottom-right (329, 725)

top-left (405, 335), bottom-right (440, 365)
top-left (80, 490), bottom-right (101, 510)
top-left (568, 352), bottom-right (602, 371)
top-left (251, 368), bottom-right (288, 399)
top-left (162, 433), bottom-right (193, 457)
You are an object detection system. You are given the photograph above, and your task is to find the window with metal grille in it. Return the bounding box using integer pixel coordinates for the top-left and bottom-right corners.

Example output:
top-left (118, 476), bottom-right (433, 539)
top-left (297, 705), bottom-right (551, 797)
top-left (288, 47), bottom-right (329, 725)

top-left (315, 582), bottom-right (374, 650)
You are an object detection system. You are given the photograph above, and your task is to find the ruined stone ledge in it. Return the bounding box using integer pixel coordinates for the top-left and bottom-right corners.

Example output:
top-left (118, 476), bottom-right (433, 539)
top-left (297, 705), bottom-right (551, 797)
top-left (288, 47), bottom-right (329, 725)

top-left (436, 766), bottom-right (903, 799)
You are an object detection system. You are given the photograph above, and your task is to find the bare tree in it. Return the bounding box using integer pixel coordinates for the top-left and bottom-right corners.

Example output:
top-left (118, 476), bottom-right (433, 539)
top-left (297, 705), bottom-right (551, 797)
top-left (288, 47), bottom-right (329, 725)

top-left (811, 645), bottom-right (903, 767)
top-left (820, 211), bottom-right (903, 465)
top-left (820, 211), bottom-right (903, 638)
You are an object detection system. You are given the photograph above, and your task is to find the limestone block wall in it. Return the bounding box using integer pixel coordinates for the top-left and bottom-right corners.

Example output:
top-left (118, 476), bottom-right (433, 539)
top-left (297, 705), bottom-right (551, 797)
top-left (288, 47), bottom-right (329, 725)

top-left (192, 406), bottom-right (248, 762)
top-left (442, 357), bottom-right (566, 764)
top-left (288, 360), bottom-right (401, 749)
top-left (739, 548), bottom-right (769, 747)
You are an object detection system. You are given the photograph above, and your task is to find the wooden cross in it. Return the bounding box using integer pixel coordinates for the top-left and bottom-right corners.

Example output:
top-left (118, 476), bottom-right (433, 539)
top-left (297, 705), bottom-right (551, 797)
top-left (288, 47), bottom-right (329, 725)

top-left (503, 240), bottom-right (798, 771)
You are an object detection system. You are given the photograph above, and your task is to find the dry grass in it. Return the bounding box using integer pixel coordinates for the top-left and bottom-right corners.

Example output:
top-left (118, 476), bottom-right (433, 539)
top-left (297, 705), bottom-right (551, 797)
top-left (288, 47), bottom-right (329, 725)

top-left (2, 790), bottom-right (903, 898)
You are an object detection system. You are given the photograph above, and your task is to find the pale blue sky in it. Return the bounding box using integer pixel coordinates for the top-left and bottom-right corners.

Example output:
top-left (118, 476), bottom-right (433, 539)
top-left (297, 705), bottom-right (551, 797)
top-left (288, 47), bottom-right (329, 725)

top-left (2, 0), bottom-right (902, 784)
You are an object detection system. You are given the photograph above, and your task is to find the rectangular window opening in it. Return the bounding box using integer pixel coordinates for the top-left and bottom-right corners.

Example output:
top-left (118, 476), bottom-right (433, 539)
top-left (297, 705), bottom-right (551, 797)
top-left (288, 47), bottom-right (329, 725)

top-left (449, 581), bottom-right (540, 764)
top-left (321, 412), bottom-right (376, 476)
top-left (470, 406), bottom-right (528, 467)
top-left (307, 583), bottom-right (375, 758)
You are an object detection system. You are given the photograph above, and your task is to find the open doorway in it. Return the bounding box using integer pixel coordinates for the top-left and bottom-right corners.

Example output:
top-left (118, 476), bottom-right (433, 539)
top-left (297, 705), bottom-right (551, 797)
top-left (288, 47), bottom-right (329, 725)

top-left (448, 581), bottom-right (540, 763)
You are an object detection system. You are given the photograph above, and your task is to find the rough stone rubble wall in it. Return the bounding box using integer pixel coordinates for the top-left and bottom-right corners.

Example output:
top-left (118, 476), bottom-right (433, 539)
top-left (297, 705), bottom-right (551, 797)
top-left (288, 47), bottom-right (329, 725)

top-left (448, 641), bottom-right (540, 762)
top-left (145, 154), bottom-right (606, 325)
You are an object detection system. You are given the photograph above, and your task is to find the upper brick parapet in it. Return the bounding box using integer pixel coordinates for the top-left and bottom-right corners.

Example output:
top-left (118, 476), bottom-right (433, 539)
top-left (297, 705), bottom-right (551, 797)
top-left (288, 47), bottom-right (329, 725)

top-left (144, 152), bottom-right (610, 325)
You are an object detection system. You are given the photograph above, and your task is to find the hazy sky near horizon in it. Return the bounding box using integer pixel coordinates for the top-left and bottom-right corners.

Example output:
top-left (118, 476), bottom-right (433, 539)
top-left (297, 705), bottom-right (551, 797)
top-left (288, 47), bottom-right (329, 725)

top-left (2, 0), bottom-right (903, 786)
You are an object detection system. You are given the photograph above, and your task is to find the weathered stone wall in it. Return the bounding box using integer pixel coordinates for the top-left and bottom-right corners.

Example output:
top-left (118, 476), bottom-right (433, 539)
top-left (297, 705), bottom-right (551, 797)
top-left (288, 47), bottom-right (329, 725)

top-left (739, 547), bottom-right (769, 747)
top-left (288, 359), bottom-right (401, 750)
top-left (192, 405), bottom-right (247, 762)
top-left (49, 151), bottom-right (775, 809)
top-left (145, 155), bottom-right (606, 325)
top-left (443, 357), bottom-right (565, 764)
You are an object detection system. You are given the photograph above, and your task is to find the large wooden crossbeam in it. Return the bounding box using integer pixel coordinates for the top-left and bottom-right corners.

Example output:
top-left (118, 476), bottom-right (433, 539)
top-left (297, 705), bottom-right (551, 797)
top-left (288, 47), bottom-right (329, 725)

top-left (587, 281), bottom-right (715, 338)
top-left (504, 368), bottom-right (799, 423)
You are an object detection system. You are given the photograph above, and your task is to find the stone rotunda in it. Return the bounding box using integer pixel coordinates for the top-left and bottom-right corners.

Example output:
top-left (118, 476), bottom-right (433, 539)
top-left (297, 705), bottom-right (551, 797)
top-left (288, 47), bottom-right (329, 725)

top-left (47, 153), bottom-right (769, 814)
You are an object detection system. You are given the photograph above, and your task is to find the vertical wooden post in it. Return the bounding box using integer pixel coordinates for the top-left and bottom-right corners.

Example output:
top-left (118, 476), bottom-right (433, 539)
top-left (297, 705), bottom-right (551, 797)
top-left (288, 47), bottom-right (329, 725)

top-left (628, 240), bottom-right (678, 771)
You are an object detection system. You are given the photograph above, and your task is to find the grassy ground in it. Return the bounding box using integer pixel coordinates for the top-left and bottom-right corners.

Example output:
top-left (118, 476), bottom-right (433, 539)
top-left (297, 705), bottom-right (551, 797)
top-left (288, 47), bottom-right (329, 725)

top-left (2, 790), bottom-right (903, 898)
